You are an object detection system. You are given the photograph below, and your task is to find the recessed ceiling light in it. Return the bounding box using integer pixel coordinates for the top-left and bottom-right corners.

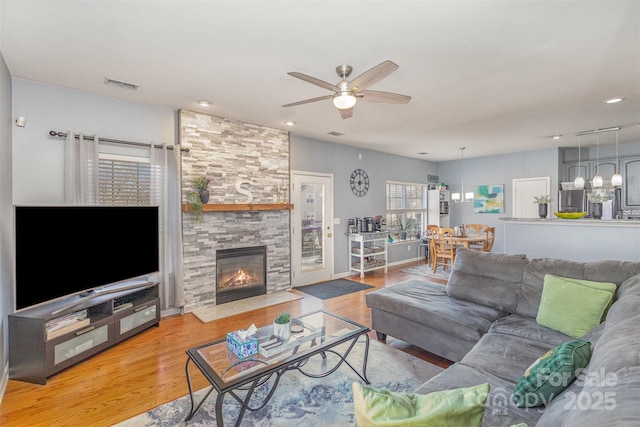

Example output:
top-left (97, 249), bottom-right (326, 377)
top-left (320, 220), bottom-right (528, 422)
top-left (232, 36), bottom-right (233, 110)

top-left (604, 97), bottom-right (624, 104)
top-left (285, 121), bottom-right (295, 126)
top-left (197, 100), bottom-right (212, 107)
top-left (418, 152), bottom-right (429, 155)
top-left (552, 135), bottom-right (562, 140)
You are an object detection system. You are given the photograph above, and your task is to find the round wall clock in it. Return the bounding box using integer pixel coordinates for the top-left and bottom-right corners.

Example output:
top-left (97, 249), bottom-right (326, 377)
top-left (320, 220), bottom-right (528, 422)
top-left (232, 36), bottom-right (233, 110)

top-left (350, 168), bottom-right (370, 197)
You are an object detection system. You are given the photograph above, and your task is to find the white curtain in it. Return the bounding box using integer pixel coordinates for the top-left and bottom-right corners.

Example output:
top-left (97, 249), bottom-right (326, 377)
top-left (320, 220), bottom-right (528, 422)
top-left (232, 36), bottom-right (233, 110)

top-left (150, 143), bottom-right (185, 310)
top-left (64, 131), bottom-right (99, 204)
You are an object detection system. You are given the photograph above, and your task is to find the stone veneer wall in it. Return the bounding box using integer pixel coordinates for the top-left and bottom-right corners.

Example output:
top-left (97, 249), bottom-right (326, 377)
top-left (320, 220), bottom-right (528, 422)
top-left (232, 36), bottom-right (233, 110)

top-left (179, 110), bottom-right (291, 313)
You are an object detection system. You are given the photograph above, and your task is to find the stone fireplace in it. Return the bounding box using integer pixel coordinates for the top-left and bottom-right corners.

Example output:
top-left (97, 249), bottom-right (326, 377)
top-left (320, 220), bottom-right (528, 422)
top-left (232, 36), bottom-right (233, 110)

top-left (179, 110), bottom-right (291, 313)
top-left (216, 246), bottom-right (267, 304)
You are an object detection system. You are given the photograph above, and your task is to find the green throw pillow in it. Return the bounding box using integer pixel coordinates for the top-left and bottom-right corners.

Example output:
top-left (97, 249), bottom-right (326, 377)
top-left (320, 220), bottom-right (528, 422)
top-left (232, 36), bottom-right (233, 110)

top-left (352, 382), bottom-right (489, 427)
top-left (536, 274), bottom-right (616, 338)
top-left (513, 339), bottom-right (591, 408)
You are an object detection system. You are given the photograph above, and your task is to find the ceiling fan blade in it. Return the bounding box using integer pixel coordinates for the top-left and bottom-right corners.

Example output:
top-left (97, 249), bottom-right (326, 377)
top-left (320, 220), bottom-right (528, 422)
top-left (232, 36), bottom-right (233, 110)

top-left (287, 72), bottom-right (339, 92)
top-left (282, 95), bottom-right (333, 108)
top-left (348, 60), bottom-right (399, 92)
top-left (358, 90), bottom-right (411, 104)
top-left (339, 108), bottom-right (353, 119)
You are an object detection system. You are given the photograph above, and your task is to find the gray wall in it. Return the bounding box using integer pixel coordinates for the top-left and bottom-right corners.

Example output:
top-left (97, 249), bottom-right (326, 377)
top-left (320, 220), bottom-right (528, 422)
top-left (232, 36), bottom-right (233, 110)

top-left (0, 49), bottom-right (13, 399)
top-left (11, 78), bottom-right (176, 204)
top-left (436, 147), bottom-right (560, 253)
top-left (290, 134), bottom-right (438, 274)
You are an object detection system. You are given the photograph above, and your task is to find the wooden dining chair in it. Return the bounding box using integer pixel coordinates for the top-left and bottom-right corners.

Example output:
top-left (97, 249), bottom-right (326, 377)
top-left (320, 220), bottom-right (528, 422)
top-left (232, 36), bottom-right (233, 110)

top-left (465, 224), bottom-right (486, 234)
top-left (466, 224), bottom-right (487, 250)
top-left (432, 227), bottom-right (456, 272)
top-left (482, 227), bottom-right (496, 252)
top-left (424, 225), bottom-right (440, 263)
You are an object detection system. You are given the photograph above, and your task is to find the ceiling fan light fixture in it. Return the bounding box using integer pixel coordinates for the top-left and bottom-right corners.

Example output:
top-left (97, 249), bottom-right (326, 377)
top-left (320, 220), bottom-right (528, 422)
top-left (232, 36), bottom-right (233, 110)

top-left (332, 91), bottom-right (357, 109)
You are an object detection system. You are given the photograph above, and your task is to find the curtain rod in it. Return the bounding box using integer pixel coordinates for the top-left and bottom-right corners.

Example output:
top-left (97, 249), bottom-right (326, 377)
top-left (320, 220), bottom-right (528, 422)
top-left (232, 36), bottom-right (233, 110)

top-left (48, 130), bottom-right (190, 153)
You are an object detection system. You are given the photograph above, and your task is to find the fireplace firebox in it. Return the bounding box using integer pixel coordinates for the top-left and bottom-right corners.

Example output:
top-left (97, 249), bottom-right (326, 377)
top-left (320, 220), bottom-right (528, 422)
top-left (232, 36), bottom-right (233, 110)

top-left (216, 246), bottom-right (267, 304)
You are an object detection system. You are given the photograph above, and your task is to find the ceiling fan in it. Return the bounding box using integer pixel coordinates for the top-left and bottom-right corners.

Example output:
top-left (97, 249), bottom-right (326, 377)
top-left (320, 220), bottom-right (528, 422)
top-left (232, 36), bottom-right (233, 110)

top-left (282, 60), bottom-right (411, 119)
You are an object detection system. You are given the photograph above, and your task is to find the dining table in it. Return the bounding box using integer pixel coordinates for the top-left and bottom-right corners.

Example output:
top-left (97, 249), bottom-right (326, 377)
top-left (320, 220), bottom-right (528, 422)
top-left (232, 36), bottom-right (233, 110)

top-left (451, 233), bottom-right (485, 249)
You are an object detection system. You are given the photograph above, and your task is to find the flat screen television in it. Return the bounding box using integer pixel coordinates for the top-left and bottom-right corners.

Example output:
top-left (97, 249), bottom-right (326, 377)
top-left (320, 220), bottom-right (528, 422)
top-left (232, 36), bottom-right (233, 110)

top-left (14, 205), bottom-right (160, 311)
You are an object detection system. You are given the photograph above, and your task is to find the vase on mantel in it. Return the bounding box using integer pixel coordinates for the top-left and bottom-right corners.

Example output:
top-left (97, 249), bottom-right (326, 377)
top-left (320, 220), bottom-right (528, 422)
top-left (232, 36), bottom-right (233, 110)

top-left (198, 189), bottom-right (210, 204)
top-left (592, 202), bottom-right (603, 219)
top-left (538, 203), bottom-right (548, 219)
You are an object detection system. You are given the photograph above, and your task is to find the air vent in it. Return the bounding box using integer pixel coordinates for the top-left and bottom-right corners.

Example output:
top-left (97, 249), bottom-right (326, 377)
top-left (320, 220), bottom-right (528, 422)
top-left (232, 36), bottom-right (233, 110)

top-left (327, 131), bottom-right (343, 137)
top-left (104, 77), bottom-right (139, 91)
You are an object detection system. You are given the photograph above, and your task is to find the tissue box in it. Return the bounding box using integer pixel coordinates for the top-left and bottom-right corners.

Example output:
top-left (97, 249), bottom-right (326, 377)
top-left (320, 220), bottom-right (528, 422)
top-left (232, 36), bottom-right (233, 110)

top-left (226, 330), bottom-right (258, 359)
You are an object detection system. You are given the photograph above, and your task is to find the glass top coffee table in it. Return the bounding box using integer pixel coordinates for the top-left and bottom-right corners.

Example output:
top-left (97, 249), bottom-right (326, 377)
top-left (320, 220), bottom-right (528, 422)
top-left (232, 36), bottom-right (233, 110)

top-left (184, 309), bottom-right (371, 426)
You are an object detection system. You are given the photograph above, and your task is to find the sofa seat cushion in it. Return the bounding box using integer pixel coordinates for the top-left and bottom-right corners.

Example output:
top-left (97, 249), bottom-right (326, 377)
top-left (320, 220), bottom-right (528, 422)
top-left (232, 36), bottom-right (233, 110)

top-left (460, 329), bottom-right (559, 384)
top-left (366, 280), bottom-right (505, 342)
top-left (489, 314), bottom-right (574, 347)
top-left (446, 249), bottom-right (528, 313)
top-left (414, 363), bottom-right (545, 427)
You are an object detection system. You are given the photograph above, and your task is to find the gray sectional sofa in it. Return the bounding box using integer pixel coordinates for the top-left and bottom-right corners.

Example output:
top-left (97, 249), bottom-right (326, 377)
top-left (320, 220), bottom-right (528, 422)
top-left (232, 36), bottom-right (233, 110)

top-left (365, 248), bottom-right (640, 426)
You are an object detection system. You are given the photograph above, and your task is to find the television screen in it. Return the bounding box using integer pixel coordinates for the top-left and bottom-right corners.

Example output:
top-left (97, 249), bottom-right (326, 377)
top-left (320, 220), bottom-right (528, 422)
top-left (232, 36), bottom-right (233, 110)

top-left (15, 205), bottom-right (159, 311)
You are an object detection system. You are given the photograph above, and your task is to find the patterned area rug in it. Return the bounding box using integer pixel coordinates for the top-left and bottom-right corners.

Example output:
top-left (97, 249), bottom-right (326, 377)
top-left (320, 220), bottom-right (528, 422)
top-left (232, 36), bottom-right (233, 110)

top-left (401, 264), bottom-right (451, 281)
top-left (114, 339), bottom-right (444, 427)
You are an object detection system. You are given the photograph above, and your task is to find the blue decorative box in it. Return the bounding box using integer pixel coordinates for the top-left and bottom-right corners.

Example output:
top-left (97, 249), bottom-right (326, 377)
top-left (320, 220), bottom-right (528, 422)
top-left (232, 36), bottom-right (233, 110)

top-left (226, 330), bottom-right (258, 359)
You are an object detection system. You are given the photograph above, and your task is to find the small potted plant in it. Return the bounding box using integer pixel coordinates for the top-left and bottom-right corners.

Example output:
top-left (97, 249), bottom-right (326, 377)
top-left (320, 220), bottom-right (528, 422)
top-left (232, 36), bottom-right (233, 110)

top-left (533, 195), bottom-right (552, 219)
top-left (396, 217), bottom-right (415, 240)
top-left (587, 192), bottom-right (610, 219)
top-left (273, 312), bottom-right (291, 341)
top-left (192, 175), bottom-right (211, 203)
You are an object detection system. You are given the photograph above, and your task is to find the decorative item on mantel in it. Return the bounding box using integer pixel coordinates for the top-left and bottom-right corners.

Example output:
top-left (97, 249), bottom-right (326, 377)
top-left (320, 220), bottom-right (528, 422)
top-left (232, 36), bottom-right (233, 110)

top-left (235, 178), bottom-right (253, 203)
top-left (185, 191), bottom-right (204, 222)
top-left (533, 194), bottom-right (553, 219)
top-left (192, 176), bottom-right (211, 203)
top-left (276, 179), bottom-right (288, 204)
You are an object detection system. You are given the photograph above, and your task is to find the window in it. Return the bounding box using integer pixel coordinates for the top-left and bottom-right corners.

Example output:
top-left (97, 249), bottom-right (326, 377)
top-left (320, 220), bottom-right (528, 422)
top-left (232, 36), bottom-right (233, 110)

top-left (99, 153), bottom-right (151, 205)
top-left (386, 181), bottom-right (428, 238)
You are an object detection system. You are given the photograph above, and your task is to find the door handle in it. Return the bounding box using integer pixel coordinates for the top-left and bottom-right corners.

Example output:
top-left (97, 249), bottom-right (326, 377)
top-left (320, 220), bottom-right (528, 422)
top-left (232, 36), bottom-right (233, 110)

top-left (327, 233), bottom-right (332, 237)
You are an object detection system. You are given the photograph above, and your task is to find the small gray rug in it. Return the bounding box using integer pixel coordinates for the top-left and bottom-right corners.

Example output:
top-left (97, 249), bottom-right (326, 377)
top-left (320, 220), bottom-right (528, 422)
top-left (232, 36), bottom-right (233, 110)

top-left (401, 264), bottom-right (451, 281)
top-left (296, 279), bottom-right (374, 300)
top-left (114, 339), bottom-right (444, 427)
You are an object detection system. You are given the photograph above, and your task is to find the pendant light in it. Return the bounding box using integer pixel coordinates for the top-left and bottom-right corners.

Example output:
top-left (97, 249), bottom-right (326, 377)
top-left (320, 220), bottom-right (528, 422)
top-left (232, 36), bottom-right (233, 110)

top-left (574, 136), bottom-right (585, 189)
top-left (592, 133), bottom-right (603, 188)
top-left (452, 147), bottom-right (474, 203)
top-left (611, 131), bottom-right (623, 187)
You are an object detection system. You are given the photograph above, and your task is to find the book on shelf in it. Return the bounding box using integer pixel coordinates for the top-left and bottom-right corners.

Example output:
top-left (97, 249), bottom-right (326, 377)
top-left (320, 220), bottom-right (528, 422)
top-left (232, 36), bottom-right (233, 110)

top-left (46, 318), bottom-right (91, 340)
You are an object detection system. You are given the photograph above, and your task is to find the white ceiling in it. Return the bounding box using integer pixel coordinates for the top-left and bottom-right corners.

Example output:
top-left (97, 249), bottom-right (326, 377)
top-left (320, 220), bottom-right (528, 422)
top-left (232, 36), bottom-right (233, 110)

top-left (1, 1), bottom-right (639, 161)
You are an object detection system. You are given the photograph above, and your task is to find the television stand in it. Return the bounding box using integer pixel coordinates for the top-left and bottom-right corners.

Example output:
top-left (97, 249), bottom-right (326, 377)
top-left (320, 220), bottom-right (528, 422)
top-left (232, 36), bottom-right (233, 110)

top-left (8, 281), bottom-right (160, 384)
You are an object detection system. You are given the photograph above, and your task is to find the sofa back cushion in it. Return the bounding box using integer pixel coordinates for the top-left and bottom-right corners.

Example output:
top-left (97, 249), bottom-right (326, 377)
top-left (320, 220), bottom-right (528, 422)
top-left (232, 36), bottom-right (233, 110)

top-left (446, 249), bottom-right (528, 313)
top-left (515, 258), bottom-right (640, 319)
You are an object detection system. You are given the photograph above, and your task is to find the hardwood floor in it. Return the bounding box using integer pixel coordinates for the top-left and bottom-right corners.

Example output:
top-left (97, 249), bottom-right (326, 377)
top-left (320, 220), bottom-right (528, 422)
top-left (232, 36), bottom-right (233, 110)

top-left (0, 260), bottom-right (452, 427)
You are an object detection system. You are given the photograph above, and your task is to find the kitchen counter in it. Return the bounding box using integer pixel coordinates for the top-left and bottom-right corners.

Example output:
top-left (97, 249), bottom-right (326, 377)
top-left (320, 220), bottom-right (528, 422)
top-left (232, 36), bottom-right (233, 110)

top-left (500, 218), bottom-right (640, 262)
top-left (501, 218), bottom-right (640, 226)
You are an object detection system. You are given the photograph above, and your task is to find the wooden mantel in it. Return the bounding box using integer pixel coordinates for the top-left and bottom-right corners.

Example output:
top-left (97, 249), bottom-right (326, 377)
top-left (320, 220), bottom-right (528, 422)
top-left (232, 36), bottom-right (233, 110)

top-left (182, 203), bottom-right (293, 212)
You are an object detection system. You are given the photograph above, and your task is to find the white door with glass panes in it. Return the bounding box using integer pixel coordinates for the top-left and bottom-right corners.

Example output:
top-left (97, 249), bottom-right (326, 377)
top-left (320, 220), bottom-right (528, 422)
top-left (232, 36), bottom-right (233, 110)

top-left (291, 172), bottom-right (334, 286)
